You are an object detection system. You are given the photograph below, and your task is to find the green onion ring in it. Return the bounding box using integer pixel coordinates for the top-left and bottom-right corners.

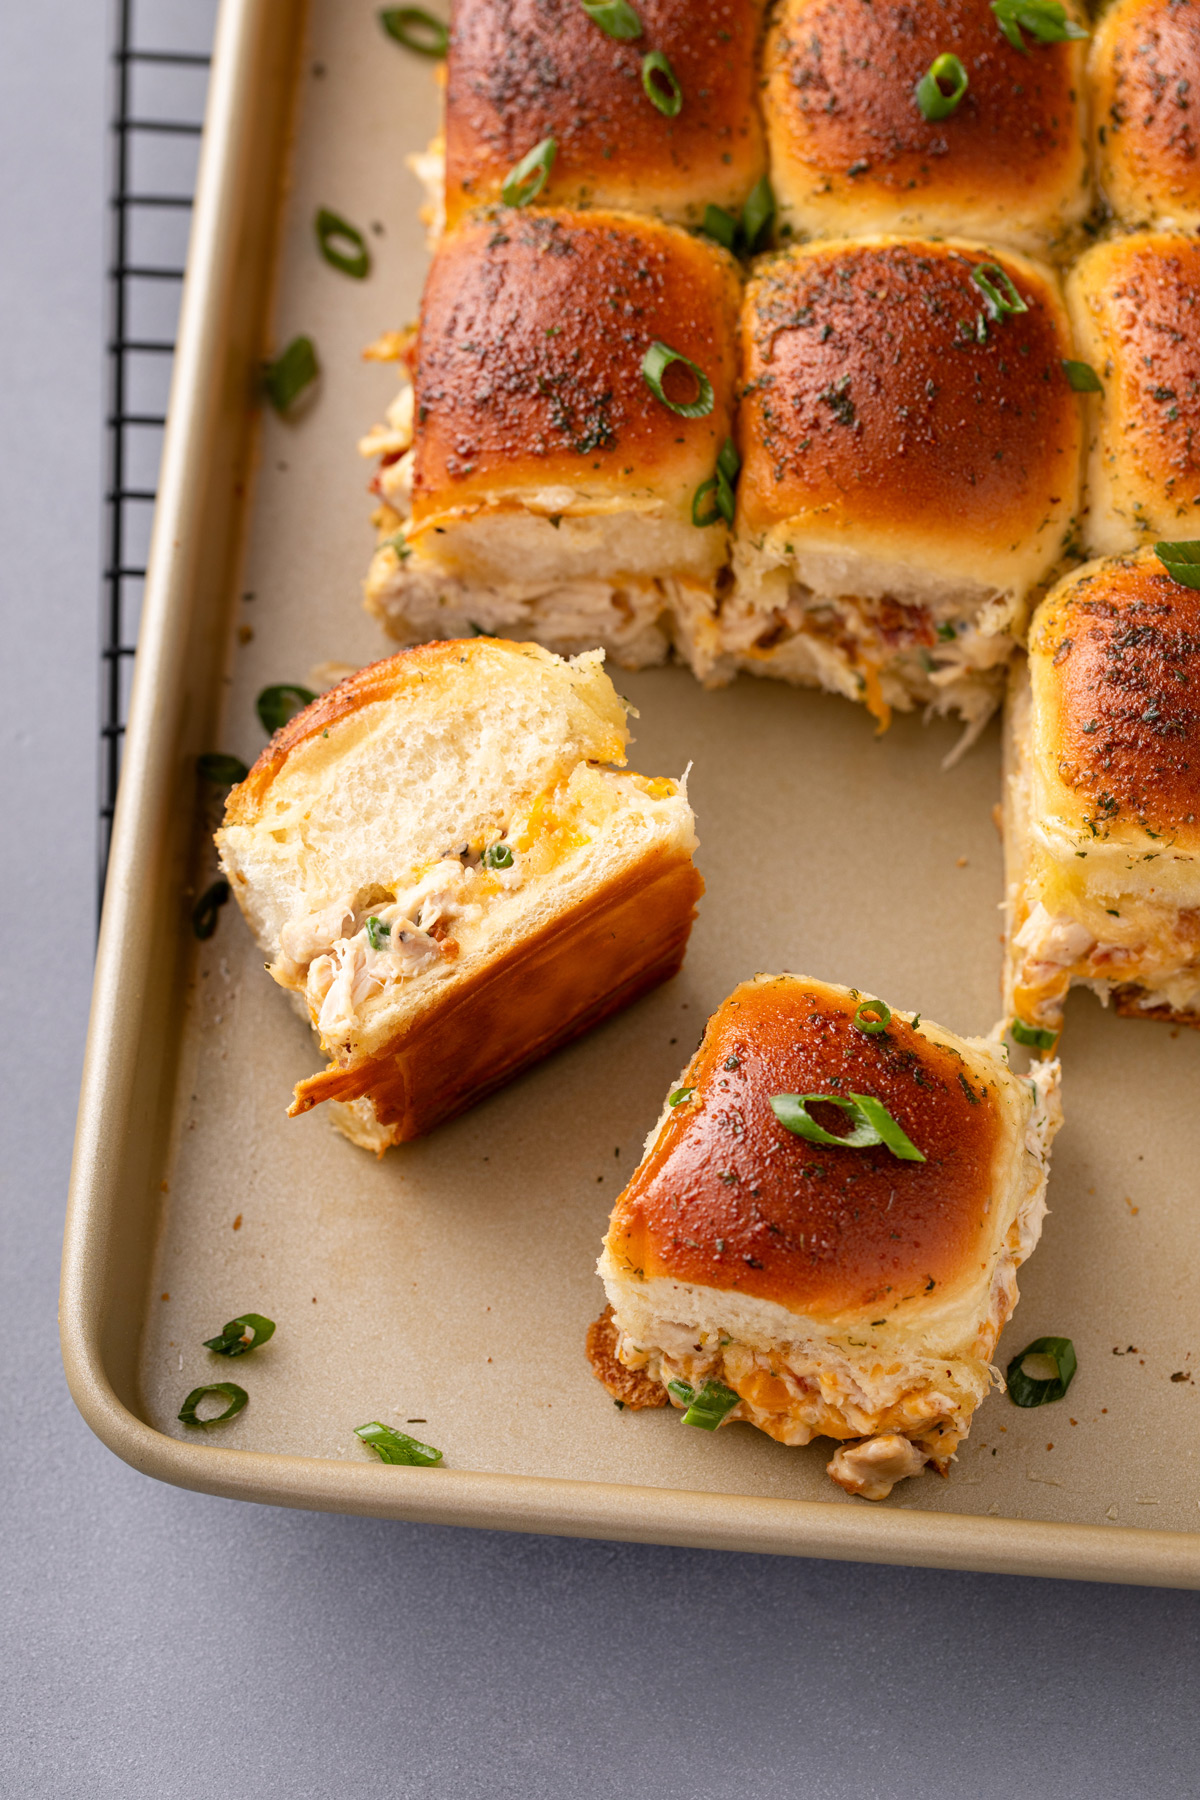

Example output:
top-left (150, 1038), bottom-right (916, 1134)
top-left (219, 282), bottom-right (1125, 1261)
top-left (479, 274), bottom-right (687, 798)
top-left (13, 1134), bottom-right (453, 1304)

top-left (378, 7), bottom-right (449, 57)
top-left (192, 880), bottom-right (230, 941)
top-left (642, 340), bottom-right (714, 418)
top-left (741, 174), bottom-right (775, 252)
top-left (770, 1092), bottom-right (925, 1162)
top-left (971, 261), bottom-right (1029, 319)
top-left (355, 1421), bottom-right (444, 1465)
top-left (501, 136), bottom-right (557, 208)
top-left (915, 52), bottom-right (969, 120)
top-left (678, 1379), bottom-right (740, 1430)
top-left (178, 1382), bottom-right (248, 1428)
top-left (853, 996), bottom-right (891, 1034)
top-left (1011, 1016), bottom-right (1058, 1049)
top-left (642, 49), bottom-right (683, 117)
top-left (484, 842), bottom-right (514, 869)
top-left (1006, 1336), bottom-right (1077, 1406)
top-left (1062, 358), bottom-right (1102, 392)
top-left (1154, 539), bottom-right (1200, 589)
top-left (668, 1085), bottom-right (696, 1106)
top-left (197, 752), bottom-right (249, 788)
top-left (263, 335), bottom-right (318, 413)
top-left (580, 0), bottom-right (642, 39)
top-left (203, 1313), bottom-right (276, 1357)
top-left (366, 916), bottom-right (391, 951)
top-left (692, 477), bottom-right (722, 527)
top-left (314, 207), bottom-right (370, 279)
top-left (990, 0), bottom-right (1088, 53)
top-left (256, 683), bottom-right (316, 735)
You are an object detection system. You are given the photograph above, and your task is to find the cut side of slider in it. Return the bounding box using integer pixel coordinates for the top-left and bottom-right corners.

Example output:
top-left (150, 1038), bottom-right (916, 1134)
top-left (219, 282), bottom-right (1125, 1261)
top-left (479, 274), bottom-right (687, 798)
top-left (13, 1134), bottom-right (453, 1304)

top-left (216, 639), bottom-right (702, 1151)
top-left (1066, 233), bottom-right (1200, 558)
top-left (1004, 549), bottom-right (1200, 1047)
top-left (1091, 0), bottom-right (1200, 231)
top-left (677, 237), bottom-right (1083, 743)
top-left (361, 208), bottom-right (741, 670)
top-left (762, 0), bottom-right (1090, 258)
top-left (438, 0), bottom-right (767, 232)
top-left (590, 975), bottom-right (1061, 1500)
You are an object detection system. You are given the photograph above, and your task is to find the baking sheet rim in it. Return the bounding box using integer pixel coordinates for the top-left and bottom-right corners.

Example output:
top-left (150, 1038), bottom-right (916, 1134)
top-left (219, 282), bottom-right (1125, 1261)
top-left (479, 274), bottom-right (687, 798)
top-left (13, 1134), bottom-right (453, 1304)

top-left (60, 0), bottom-right (1200, 1588)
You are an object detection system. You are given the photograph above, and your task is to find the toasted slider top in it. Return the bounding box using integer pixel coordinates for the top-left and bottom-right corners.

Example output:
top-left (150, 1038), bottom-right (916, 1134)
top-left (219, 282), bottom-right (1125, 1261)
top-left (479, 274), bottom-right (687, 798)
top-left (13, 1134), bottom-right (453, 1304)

top-left (1092, 0), bottom-right (1200, 230)
top-left (762, 0), bottom-right (1089, 251)
top-left (1026, 551), bottom-right (1200, 861)
top-left (409, 209), bottom-right (741, 531)
top-left (607, 975), bottom-right (1022, 1328)
top-left (737, 239), bottom-right (1081, 591)
top-left (443, 0), bottom-right (766, 229)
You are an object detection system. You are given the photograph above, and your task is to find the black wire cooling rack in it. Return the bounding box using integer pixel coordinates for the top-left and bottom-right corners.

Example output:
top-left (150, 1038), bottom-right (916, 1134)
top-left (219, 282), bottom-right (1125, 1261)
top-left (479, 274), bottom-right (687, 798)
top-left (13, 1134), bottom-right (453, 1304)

top-left (99, 0), bottom-right (217, 911)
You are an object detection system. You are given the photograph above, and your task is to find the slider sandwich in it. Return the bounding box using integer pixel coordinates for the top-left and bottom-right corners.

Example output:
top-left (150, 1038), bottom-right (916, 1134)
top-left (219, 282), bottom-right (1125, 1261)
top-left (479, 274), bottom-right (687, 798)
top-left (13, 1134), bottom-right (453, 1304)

top-left (1004, 548), bottom-right (1200, 1048)
top-left (762, 0), bottom-right (1090, 258)
top-left (589, 975), bottom-right (1061, 1500)
top-left (677, 237), bottom-right (1083, 743)
top-left (1091, 0), bottom-right (1200, 232)
top-left (361, 208), bottom-right (741, 669)
top-left (216, 639), bottom-right (702, 1151)
top-left (432, 0), bottom-right (767, 234)
top-left (1066, 233), bottom-right (1200, 558)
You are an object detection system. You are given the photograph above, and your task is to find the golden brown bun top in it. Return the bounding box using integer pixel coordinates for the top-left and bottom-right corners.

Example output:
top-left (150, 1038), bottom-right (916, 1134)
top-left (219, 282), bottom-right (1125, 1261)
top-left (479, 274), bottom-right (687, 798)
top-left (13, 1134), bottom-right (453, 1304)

top-left (411, 209), bottom-right (741, 520)
top-left (608, 976), bottom-right (1004, 1319)
top-left (1028, 550), bottom-right (1200, 850)
top-left (738, 238), bottom-right (1080, 546)
top-left (444, 0), bottom-right (766, 227)
top-left (763, 0), bottom-right (1086, 219)
top-left (1092, 0), bottom-right (1200, 226)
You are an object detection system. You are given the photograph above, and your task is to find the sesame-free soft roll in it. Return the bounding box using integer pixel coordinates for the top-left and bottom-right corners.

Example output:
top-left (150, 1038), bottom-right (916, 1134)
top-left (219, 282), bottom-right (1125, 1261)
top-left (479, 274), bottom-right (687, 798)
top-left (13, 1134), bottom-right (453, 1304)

top-left (216, 640), bottom-right (702, 1152)
top-left (677, 237), bottom-right (1083, 740)
top-left (762, 0), bottom-right (1090, 257)
top-left (1004, 550), bottom-right (1200, 1049)
top-left (1066, 233), bottom-right (1200, 558)
top-left (1091, 0), bottom-right (1200, 231)
top-left (438, 0), bottom-right (767, 232)
top-left (589, 975), bottom-right (1061, 1500)
top-left (361, 209), bottom-right (741, 668)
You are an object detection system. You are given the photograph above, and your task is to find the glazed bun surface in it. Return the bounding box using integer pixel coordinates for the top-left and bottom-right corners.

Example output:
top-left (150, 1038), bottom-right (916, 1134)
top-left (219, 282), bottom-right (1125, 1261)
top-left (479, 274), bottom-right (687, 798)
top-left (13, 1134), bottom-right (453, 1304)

top-left (1092, 0), bottom-right (1200, 230)
top-left (444, 0), bottom-right (766, 228)
top-left (762, 0), bottom-right (1089, 255)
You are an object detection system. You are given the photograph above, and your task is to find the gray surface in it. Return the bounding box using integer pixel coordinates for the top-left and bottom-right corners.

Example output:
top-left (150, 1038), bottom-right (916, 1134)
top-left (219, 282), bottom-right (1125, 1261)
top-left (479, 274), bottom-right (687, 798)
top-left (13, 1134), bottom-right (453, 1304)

top-left (1, 3), bottom-right (1198, 1795)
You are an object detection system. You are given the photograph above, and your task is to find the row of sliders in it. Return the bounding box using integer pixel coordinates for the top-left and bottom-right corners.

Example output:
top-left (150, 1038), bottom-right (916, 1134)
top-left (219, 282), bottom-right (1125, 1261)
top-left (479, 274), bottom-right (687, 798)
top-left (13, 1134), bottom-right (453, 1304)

top-left (217, 640), bottom-right (1062, 1500)
top-left (428, 0), bottom-right (1200, 248)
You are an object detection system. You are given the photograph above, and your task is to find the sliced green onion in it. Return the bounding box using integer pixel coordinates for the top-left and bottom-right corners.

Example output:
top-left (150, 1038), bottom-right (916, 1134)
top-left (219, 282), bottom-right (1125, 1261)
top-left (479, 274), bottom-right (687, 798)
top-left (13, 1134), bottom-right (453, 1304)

top-left (197, 752), bottom-right (249, 788)
top-left (668, 1086), bottom-right (696, 1106)
top-left (742, 174), bottom-right (775, 252)
top-left (642, 340), bottom-right (714, 418)
top-left (192, 879), bottom-right (230, 941)
top-left (484, 842), bottom-right (514, 869)
top-left (178, 1382), bottom-right (248, 1428)
top-left (1006, 1336), bottom-right (1077, 1406)
top-left (692, 477), bottom-right (722, 527)
top-left (501, 136), bottom-right (557, 208)
top-left (667, 1378), bottom-right (695, 1405)
top-left (679, 1379), bottom-right (740, 1430)
top-left (971, 262), bottom-right (1028, 319)
top-left (991, 0), bottom-right (1088, 52)
top-left (580, 0), bottom-right (642, 38)
top-left (366, 915), bottom-right (391, 951)
top-left (853, 996), bottom-right (891, 1035)
top-left (378, 7), bottom-right (449, 56)
top-left (263, 335), bottom-right (318, 413)
top-left (1062, 358), bottom-right (1102, 392)
top-left (718, 437), bottom-right (740, 486)
top-left (692, 437), bottom-right (740, 528)
top-left (701, 204), bottom-right (738, 251)
top-left (203, 1313), bottom-right (276, 1357)
top-left (770, 1092), bottom-right (925, 1161)
top-left (1011, 1016), bottom-right (1058, 1049)
top-left (915, 52), bottom-right (969, 120)
top-left (256, 683), bottom-right (316, 734)
top-left (1155, 540), bottom-right (1200, 589)
top-left (642, 49), bottom-right (682, 117)
top-left (355, 1420), bottom-right (443, 1465)
top-left (314, 207), bottom-right (370, 279)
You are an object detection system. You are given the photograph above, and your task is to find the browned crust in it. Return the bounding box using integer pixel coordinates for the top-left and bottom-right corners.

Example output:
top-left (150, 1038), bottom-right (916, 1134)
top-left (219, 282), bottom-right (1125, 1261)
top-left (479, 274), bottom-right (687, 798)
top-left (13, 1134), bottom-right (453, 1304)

top-left (445, 0), bottom-right (766, 226)
top-left (737, 241), bottom-right (1079, 542)
top-left (1094, 0), bottom-right (1200, 221)
top-left (585, 1305), bottom-right (669, 1408)
top-left (288, 846), bottom-right (704, 1142)
top-left (608, 976), bottom-right (1004, 1319)
top-left (1030, 554), bottom-right (1200, 846)
top-left (1112, 988), bottom-right (1200, 1027)
top-left (763, 0), bottom-right (1085, 212)
top-left (411, 211), bottom-right (741, 515)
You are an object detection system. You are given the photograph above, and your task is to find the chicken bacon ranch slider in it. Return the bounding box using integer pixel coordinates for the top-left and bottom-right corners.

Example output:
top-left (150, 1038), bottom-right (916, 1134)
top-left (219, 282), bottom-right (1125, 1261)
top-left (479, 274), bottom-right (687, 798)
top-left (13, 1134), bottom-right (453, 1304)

top-left (1066, 232), bottom-right (1200, 558)
top-left (216, 640), bottom-right (702, 1151)
top-left (589, 975), bottom-right (1061, 1500)
top-left (431, 0), bottom-right (766, 235)
top-left (762, 0), bottom-right (1090, 259)
top-left (1091, 0), bottom-right (1200, 232)
top-left (361, 209), bottom-right (741, 669)
top-left (677, 237), bottom-right (1083, 743)
top-left (1004, 548), bottom-right (1200, 1048)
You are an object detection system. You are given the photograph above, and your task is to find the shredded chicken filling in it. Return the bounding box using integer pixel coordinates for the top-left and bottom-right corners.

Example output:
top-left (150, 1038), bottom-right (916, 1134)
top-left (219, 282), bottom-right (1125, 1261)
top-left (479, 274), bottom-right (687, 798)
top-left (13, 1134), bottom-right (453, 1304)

top-left (1012, 899), bottom-right (1200, 1025)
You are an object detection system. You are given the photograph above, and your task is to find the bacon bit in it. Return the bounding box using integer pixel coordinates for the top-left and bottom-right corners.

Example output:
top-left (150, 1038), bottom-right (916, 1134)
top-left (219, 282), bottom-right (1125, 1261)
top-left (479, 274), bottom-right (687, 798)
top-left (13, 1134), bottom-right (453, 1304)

top-left (232, 1214), bottom-right (242, 1231)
